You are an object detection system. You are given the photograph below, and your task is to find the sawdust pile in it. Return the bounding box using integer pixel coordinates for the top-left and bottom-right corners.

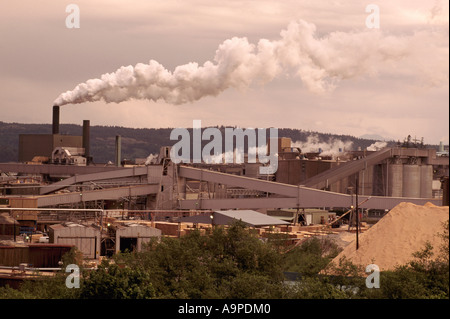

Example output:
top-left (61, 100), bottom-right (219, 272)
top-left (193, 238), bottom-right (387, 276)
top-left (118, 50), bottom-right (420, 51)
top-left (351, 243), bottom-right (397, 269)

top-left (329, 202), bottom-right (449, 271)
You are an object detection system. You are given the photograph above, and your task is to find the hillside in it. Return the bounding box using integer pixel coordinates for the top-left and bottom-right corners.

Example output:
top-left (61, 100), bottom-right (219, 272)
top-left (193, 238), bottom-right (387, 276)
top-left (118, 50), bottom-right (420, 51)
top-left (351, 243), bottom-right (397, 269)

top-left (0, 121), bottom-right (403, 164)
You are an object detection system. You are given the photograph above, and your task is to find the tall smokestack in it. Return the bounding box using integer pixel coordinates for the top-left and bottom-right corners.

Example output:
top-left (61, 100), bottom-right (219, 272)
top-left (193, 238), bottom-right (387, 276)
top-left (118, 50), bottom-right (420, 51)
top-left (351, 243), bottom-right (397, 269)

top-left (52, 105), bottom-right (60, 135)
top-left (115, 135), bottom-right (121, 167)
top-left (83, 120), bottom-right (90, 164)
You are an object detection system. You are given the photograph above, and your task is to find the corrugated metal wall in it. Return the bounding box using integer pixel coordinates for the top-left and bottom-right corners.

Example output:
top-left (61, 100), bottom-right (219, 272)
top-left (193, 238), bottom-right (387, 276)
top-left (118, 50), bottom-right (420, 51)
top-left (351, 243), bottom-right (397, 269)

top-left (50, 224), bottom-right (100, 259)
top-left (0, 244), bottom-right (73, 267)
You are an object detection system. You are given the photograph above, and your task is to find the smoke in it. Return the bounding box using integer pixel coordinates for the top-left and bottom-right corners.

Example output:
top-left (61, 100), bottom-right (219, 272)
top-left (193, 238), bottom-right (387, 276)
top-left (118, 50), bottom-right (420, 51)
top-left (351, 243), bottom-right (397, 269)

top-left (292, 135), bottom-right (352, 158)
top-left (144, 153), bottom-right (158, 165)
top-left (367, 141), bottom-right (388, 151)
top-left (202, 145), bottom-right (271, 164)
top-left (53, 19), bottom-right (418, 107)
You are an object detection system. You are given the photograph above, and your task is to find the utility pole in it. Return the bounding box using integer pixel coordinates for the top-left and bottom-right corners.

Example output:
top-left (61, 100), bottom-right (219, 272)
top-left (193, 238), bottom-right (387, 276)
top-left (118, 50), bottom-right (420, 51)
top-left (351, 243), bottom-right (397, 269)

top-left (12, 209), bottom-right (16, 242)
top-left (356, 174), bottom-right (360, 250)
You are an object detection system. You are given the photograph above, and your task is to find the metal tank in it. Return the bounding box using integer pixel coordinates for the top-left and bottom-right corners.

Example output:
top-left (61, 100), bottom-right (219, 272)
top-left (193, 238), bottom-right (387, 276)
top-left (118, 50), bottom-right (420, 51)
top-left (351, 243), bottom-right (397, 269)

top-left (388, 164), bottom-right (403, 197)
top-left (420, 165), bottom-right (433, 198)
top-left (402, 164), bottom-right (421, 198)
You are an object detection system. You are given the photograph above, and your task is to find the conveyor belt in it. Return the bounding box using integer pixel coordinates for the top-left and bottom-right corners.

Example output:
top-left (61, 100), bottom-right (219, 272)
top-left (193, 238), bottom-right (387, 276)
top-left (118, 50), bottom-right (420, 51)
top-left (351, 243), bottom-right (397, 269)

top-left (177, 165), bottom-right (441, 210)
top-left (40, 166), bottom-right (150, 195)
top-left (301, 148), bottom-right (393, 189)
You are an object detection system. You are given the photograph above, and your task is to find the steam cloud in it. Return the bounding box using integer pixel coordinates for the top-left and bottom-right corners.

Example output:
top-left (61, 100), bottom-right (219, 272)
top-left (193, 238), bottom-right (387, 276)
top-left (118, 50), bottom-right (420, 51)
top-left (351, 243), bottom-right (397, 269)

top-left (292, 135), bottom-right (353, 159)
top-left (54, 19), bottom-right (426, 106)
top-left (367, 141), bottom-right (388, 151)
top-left (144, 153), bottom-right (158, 165)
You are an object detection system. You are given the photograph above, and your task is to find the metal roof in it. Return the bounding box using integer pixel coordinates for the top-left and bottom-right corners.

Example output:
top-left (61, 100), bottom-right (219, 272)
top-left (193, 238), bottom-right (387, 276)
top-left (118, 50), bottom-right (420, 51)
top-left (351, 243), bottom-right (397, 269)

top-left (177, 214), bottom-right (212, 224)
top-left (176, 210), bottom-right (291, 227)
top-left (0, 213), bottom-right (17, 225)
top-left (214, 210), bottom-right (290, 227)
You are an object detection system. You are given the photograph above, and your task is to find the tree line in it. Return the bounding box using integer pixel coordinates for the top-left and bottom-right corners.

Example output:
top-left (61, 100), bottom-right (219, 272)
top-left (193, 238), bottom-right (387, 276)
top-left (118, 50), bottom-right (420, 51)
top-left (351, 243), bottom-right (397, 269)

top-left (0, 121), bottom-right (400, 163)
top-left (0, 220), bottom-right (448, 299)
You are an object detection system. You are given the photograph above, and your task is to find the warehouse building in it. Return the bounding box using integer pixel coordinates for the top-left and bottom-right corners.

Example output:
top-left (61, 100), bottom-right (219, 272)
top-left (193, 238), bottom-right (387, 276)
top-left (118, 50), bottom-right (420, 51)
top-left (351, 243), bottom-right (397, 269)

top-left (114, 223), bottom-right (162, 253)
top-left (49, 222), bottom-right (101, 259)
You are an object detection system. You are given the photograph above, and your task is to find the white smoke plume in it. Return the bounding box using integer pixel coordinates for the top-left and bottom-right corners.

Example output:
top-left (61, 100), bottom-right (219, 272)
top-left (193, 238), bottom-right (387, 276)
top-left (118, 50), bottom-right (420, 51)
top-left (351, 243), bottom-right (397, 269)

top-left (144, 153), bottom-right (158, 165)
top-left (202, 145), bottom-right (270, 164)
top-left (292, 135), bottom-right (353, 158)
top-left (367, 141), bottom-right (388, 151)
top-left (53, 19), bottom-right (420, 107)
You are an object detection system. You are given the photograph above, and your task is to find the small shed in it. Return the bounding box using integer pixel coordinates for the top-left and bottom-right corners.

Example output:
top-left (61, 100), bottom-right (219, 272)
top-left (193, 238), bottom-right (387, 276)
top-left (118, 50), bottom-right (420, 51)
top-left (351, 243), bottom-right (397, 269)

top-left (114, 223), bottom-right (162, 253)
top-left (303, 209), bottom-right (334, 225)
top-left (49, 222), bottom-right (101, 259)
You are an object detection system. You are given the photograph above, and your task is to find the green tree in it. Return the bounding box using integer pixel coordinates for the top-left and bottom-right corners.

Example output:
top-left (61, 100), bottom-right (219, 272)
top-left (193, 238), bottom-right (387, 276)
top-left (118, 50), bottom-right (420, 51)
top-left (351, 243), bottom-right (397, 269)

top-left (284, 276), bottom-right (354, 299)
top-left (114, 221), bottom-right (285, 299)
top-left (79, 259), bottom-right (155, 299)
top-left (283, 237), bottom-right (342, 277)
top-left (0, 272), bottom-right (81, 299)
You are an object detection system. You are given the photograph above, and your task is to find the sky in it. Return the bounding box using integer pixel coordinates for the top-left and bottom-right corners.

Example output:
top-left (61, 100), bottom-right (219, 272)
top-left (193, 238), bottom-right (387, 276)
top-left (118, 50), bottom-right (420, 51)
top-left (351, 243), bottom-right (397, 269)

top-left (0, 0), bottom-right (448, 144)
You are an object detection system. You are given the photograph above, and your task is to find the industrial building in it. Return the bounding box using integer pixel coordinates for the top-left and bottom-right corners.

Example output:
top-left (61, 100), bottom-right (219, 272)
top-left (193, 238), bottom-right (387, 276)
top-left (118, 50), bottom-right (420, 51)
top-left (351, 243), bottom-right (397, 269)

top-left (113, 223), bottom-right (161, 253)
top-left (49, 222), bottom-right (101, 259)
top-left (18, 106), bottom-right (91, 164)
top-left (277, 146), bottom-right (447, 198)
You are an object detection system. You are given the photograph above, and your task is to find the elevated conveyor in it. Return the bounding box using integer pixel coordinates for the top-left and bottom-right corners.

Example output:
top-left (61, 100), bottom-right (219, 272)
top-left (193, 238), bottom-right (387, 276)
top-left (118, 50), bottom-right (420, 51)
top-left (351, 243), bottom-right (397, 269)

top-left (301, 148), bottom-right (393, 189)
top-left (36, 184), bottom-right (158, 207)
top-left (177, 165), bottom-right (441, 210)
top-left (40, 166), bottom-right (150, 195)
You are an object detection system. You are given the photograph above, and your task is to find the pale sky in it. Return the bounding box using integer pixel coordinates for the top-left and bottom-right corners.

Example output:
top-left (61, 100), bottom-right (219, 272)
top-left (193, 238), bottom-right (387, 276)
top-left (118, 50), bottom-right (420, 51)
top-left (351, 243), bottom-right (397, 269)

top-left (0, 0), bottom-right (448, 144)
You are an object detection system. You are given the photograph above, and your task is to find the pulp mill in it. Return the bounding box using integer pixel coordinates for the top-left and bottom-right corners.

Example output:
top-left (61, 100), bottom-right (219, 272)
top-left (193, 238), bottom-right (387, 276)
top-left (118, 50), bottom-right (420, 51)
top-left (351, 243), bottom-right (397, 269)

top-left (0, 105), bottom-right (448, 272)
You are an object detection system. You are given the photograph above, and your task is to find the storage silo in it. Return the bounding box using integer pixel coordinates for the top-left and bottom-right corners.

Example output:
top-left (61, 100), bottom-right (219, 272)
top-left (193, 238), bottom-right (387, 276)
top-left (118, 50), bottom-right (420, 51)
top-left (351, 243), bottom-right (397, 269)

top-left (402, 164), bottom-right (421, 198)
top-left (388, 164), bottom-right (403, 197)
top-left (420, 165), bottom-right (433, 198)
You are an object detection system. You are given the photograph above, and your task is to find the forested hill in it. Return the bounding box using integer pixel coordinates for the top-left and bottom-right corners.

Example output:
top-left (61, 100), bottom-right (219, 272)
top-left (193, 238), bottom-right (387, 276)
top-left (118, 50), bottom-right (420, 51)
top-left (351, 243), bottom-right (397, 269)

top-left (0, 121), bottom-right (401, 164)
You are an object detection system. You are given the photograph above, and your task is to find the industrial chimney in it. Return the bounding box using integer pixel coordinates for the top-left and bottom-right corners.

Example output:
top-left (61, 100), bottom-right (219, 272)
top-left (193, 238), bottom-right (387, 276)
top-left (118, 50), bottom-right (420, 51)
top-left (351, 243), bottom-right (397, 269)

top-left (115, 135), bottom-right (122, 167)
top-left (52, 105), bottom-right (60, 135)
top-left (83, 120), bottom-right (91, 164)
